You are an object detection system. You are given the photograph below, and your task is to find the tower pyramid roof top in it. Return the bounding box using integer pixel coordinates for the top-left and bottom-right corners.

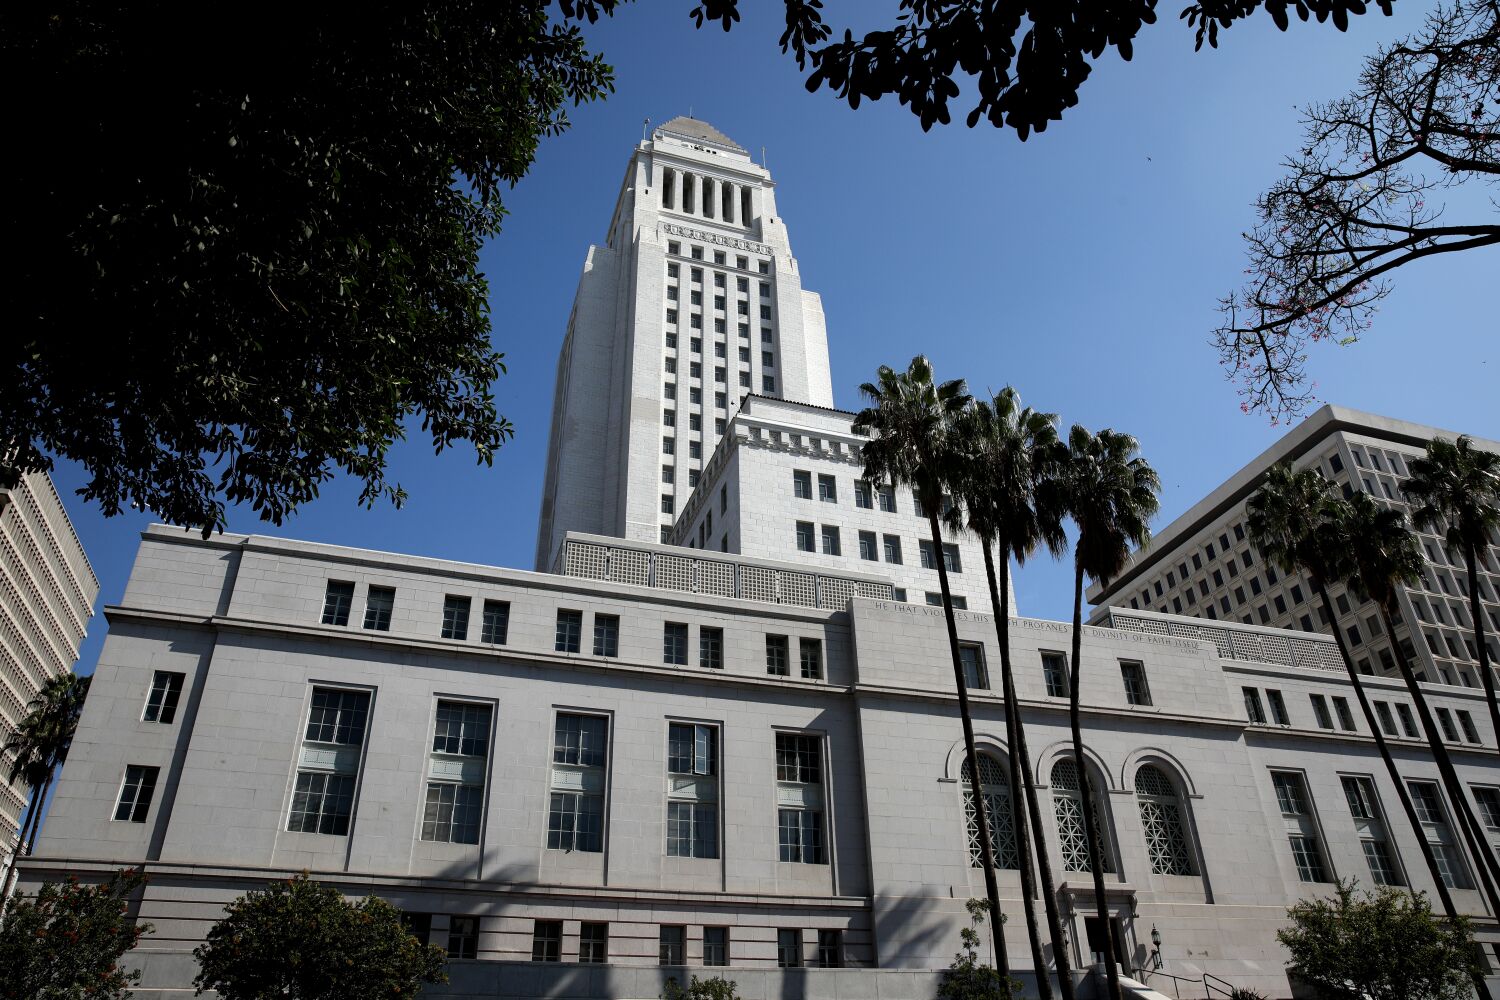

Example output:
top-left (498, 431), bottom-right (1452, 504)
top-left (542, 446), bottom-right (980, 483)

top-left (656, 116), bottom-right (745, 153)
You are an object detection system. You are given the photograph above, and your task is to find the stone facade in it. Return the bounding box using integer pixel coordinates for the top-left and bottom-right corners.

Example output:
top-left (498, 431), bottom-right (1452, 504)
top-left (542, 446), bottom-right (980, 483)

top-left (671, 395), bottom-right (1013, 612)
top-left (536, 117), bottom-right (834, 568)
top-left (22, 527), bottom-right (1500, 998)
top-left (1088, 406), bottom-right (1500, 694)
top-left (0, 471), bottom-right (98, 856)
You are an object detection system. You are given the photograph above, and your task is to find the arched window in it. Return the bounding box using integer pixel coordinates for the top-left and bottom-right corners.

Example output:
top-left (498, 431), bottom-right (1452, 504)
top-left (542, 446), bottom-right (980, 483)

top-left (1134, 764), bottom-right (1195, 876)
top-left (1052, 758), bottom-right (1114, 873)
top-left (961, 754), bottom-right (1018, 869)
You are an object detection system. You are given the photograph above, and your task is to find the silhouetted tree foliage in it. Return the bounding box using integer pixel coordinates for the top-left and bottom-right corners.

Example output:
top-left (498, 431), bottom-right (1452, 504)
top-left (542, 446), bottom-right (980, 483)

top-left (193, 873), bottom-right (446, 1000)
top-left (0, 2), bottom-right (618, 534)
top-left (688, 1), bottom-right (1389, 136)
top-left (1217, 0), bottom-right (1500, 419)
top-left (0, 868), bottom-right (151, 1000)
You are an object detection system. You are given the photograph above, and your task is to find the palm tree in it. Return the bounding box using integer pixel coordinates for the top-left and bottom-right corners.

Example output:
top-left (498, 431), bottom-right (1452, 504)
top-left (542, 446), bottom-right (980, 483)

top-left (953, 389), bottom-right (1074, 1000)
top-left (1, 672), bottom-right (91, 897)
top-left (852, 356), bottom-right (1010, 978)
top-left (1060, 426), bottom-right (1159, 1000)
top-left (1339, 492), bottom-right (1500, 909)
top-left (1248, 464), bottom-right (1493, 1000)
top-left (1404, 436), bottom-right (1500, 757)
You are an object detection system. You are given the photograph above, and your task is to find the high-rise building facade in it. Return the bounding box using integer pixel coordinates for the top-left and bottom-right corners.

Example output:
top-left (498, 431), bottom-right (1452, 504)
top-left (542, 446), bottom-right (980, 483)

top-left (536, 117), bottom-right (834, 569)
top-left (1, 472), bottom-right (98, 851)
top-left (1087, 406), bottom-right (1500, 693)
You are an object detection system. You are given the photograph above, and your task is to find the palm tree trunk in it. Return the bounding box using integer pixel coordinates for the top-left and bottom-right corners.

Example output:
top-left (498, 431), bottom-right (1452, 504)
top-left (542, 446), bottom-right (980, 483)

top-left (1311, 586), bottom-right (1494, 999)
top-left (1069, 563), bottom-right (1121, 1000)
top-left (929, 510), bottom-right (1009, 980)
top-left (982, 541), bottom-right (1055, 1000)
top-left (22, 777), bottom-right (50, 856)
top-left (1464, 545), bottom-right (1500, 767)
top-left (0, 783), bottom-right (42, 904)
top-left (996, 544), bottom-right (1077, 1000)
top-left (1379, 603), bottom-right (1500, 912)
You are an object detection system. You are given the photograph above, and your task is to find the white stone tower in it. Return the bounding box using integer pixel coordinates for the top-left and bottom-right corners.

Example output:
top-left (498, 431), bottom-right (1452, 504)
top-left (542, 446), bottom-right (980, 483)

top-left (535, 117), bottom-right (834, 569)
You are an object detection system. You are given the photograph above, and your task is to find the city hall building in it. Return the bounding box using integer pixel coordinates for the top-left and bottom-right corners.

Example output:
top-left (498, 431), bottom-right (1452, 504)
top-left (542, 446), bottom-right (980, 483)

top-left (21, 120), bottom-right (1500, 1000)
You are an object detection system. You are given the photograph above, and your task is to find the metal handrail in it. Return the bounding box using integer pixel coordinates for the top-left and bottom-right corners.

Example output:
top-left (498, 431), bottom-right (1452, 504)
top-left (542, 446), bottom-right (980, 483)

top-left (1132, 966), bottom-right (1198, 999)
top-left (1203, 971), bottom-right (1236, 1000)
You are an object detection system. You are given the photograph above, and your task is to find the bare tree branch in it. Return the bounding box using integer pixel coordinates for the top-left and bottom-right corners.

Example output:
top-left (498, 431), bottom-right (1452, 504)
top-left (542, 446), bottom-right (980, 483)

top-left (1216, 0), bottom-right (1500, 421)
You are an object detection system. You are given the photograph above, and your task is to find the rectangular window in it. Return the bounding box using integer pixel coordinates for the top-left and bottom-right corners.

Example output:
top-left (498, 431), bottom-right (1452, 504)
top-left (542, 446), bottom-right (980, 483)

top-left (447, 916), bottom-right (479, 959)
top-left (1120, 661), bottom-right (1152, 706)
top-left (1267, 689), bottom-right (1290, 725)
top-left (942, 544), bottom-right (962, 574)
top-left (818, 474), bottom-right (837, 503)
top-left (532, 921), bottom-right (562, 962)
top-left (858, 530), bottom-right (877, 561)
top-left (1242, 687), bottom-right (1266, 724)
top-left (421, 700), bottom-right (491, 845)
top-left (579, 922), bottom-right (608, 964)
top-left (883, 534), bottom-right (902, 564)
top-left (593, 614), bottom-right (619, 657)
top-left (1473, 786), bottom-right (1500, 848)
top-left (666, 722), bottom-right (719, 859)
top-left (555, 610), bottom-right (582, 653)
top-left (480, 600), bottom-right (509, 644)
top-left (1436, 707), bottom-right (1459, 742)
top-left (878, 486), bottom-right (897, 513)
top-left (777, 929), bottom-right (803, 968)
top-left (321, 581), bottom-right (354, 626)
top-left (820, 525), bottom-right (841, 556)
top-left (363, 585), bottom-right (394, 631)
top-left (766, 635), bottom-right (790, 676)
top-left (1272, 771), bottom-right (1328, 882)
top-left (441, 595), bottom-right (471, 641)
top-left (1373, 700), bottom-right (1397, 736)
top-left (762, 375), bottom-right (776, 393)
top-left (703, 927), bottom-right (728, 967)
top-left (659, 926), bottom-right (686, 966)
top-left (1042, 652), bottom-right (1070, 698)
top-left (1332, 696), bottom-right (1357, 732)
top-left (113, 765), bottom-right (159, 822)
top-left (663, 622), bottom-right (689, 665)
top-left (793, 470), bottom-right (812, 499)
top-left (960, 644), bottom-right (988, 690)
top-left (1342, 775), bottom-right (1403, 886)
top-left (818, 929), bottom-right (844, 968)
top-left (1458, 710), bottom-right (1481, 744)
top-left (1408, 781), bottom-right (1469, 888)
top-left (854, 481), bottom-right (873, 509)
top-left (547, 713), bottom-right (607, 853)
top-left (700, 627), bottom-right (724, 669)
top-left (776, 733), bottom-right (825, 863)
top-left (800, 638), bottom-right (823, 680)
top-left (289, 686), bottom-right (370, 836)
top-left (1309, 694), bottom-right (1334, 730)
top-left (919, 540), bottom-right (936, 570)
top-left (142, 670), bottom-right (185, 724)
top-left (795, 521), bottom-right (815, 553)
top-left (1396, 703), bottom-right (1420, 738)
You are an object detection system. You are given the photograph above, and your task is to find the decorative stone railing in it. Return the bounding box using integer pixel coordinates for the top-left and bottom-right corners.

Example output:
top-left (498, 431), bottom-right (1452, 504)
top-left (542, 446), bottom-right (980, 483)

top-left (1102, 608), bottom-right (1345, 673)
top-left (555, 536), bottom-right (892, 611)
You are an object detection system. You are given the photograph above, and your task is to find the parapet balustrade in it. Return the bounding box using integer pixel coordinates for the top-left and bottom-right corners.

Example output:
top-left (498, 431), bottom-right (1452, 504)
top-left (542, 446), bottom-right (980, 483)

top-left (1102, 608), bottom-right (1345, 673)
top-left (556, 537), bottom-right (892, 611)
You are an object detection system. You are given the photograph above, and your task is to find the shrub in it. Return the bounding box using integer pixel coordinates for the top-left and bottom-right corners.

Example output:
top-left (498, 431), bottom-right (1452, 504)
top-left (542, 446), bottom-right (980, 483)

top-left (937, 898), bottom-right (1022, 1000)
top-left (1277, 880), bottom-right (1477, 1000)
top-left (662, 974), bottom-right (741, 1000)
top-left (193, 872), bottom-right (446, 1000)
top-left (0, 867), bottom-right (151, 1000)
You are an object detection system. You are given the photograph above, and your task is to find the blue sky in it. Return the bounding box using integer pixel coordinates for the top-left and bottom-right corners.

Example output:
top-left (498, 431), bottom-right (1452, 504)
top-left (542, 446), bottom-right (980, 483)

top-left (53, 1), bottom-right (1499, 678)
